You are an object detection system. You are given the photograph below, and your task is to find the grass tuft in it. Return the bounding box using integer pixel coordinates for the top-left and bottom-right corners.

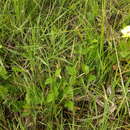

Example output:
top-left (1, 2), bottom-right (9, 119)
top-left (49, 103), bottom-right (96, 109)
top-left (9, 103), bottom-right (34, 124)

top-left (0, 0), bottom-right (130, 129)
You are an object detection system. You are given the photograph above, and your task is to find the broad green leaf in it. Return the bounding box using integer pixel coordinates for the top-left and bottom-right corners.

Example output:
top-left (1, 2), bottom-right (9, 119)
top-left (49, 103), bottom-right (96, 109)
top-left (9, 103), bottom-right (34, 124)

top-left (12, 66), bottom-right (24, 72)
top-left (81, 64), bottom-right (89, 75)
top-left (88, 75), bottom-right (96, 82)
top-left (55, 68), bottom-right (61, 78)
top-left (65, 101), bottom-right (74, 111)
top-left (64, 86), bottom-right (73, 98)
top-left (0, 66), bottom-right (8, 80)
top-left (120, 51), bottom-right (129, 58)
top-left (46, 92), bottom-right (55, 103)
top-left (0, 45), bottom-right (2, 48)
top-left (66, 66), bottom-right (77, 76)
top-left (0, 85), bottom-right (8, 99)
top-left (53, 85), bottom-right (59, 98)
top-left (25, 86), bottom-right (44, 106)
top-left (45, 77), bottom-right (54, 85)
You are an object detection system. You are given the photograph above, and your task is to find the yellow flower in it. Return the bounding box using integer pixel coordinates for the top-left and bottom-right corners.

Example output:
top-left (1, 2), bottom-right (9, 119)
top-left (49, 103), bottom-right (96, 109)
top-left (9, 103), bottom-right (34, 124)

top-left (121, 26), bottom-right (130, 38)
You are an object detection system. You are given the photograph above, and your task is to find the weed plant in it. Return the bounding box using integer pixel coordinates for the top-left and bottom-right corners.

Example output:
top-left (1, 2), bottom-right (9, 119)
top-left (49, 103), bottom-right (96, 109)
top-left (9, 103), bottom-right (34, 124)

top-left (0, 0), bottom-right (130, 129)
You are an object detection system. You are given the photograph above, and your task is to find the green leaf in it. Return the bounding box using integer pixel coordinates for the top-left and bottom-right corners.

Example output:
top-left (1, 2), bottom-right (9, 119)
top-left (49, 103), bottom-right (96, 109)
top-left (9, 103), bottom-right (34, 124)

top-left (120, 51), bottom-right (129, 58)
top-left (12, 66), bottom-right (24, 72)
top-left (55, 68), bottom-right (61, 78)
top-left (53, 85), bottom-right (59, 98)
top-left (46, 92), bottom-right (55, 103)
top-left (11, 101), bottom-right (25, 112)
top-left (81, 64), bottom-right (89, 75)
top-left (66, 66), bottom-right (77, 76)
top-left (45, 77), bottom-right (54, 85)
top-left (64, 86), bottom-right (73, 98)
top-left (65, 101), bottom-right (74, 111)
top-left (0, 66), bottom-right (8, 80)
top-left (46, 84), bottom-right (59, 103)
top-left (0, 45), bottom-right (2, 49)
top-left (88, 75), bottom-right (96, 82)
top-left (0, 107), bottom-right (4, 121)
top-left (25, 86), bottom-right (44, 106)
top-left (119, 40), bottom-right (130, 58)
top-left (0, 85), bottom-right (8, 99)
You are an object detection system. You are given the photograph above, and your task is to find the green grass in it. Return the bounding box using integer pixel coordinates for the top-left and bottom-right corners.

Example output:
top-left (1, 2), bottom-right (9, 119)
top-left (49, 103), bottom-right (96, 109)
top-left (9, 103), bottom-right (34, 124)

top-left (0, 0), bottom-right (130, 129)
